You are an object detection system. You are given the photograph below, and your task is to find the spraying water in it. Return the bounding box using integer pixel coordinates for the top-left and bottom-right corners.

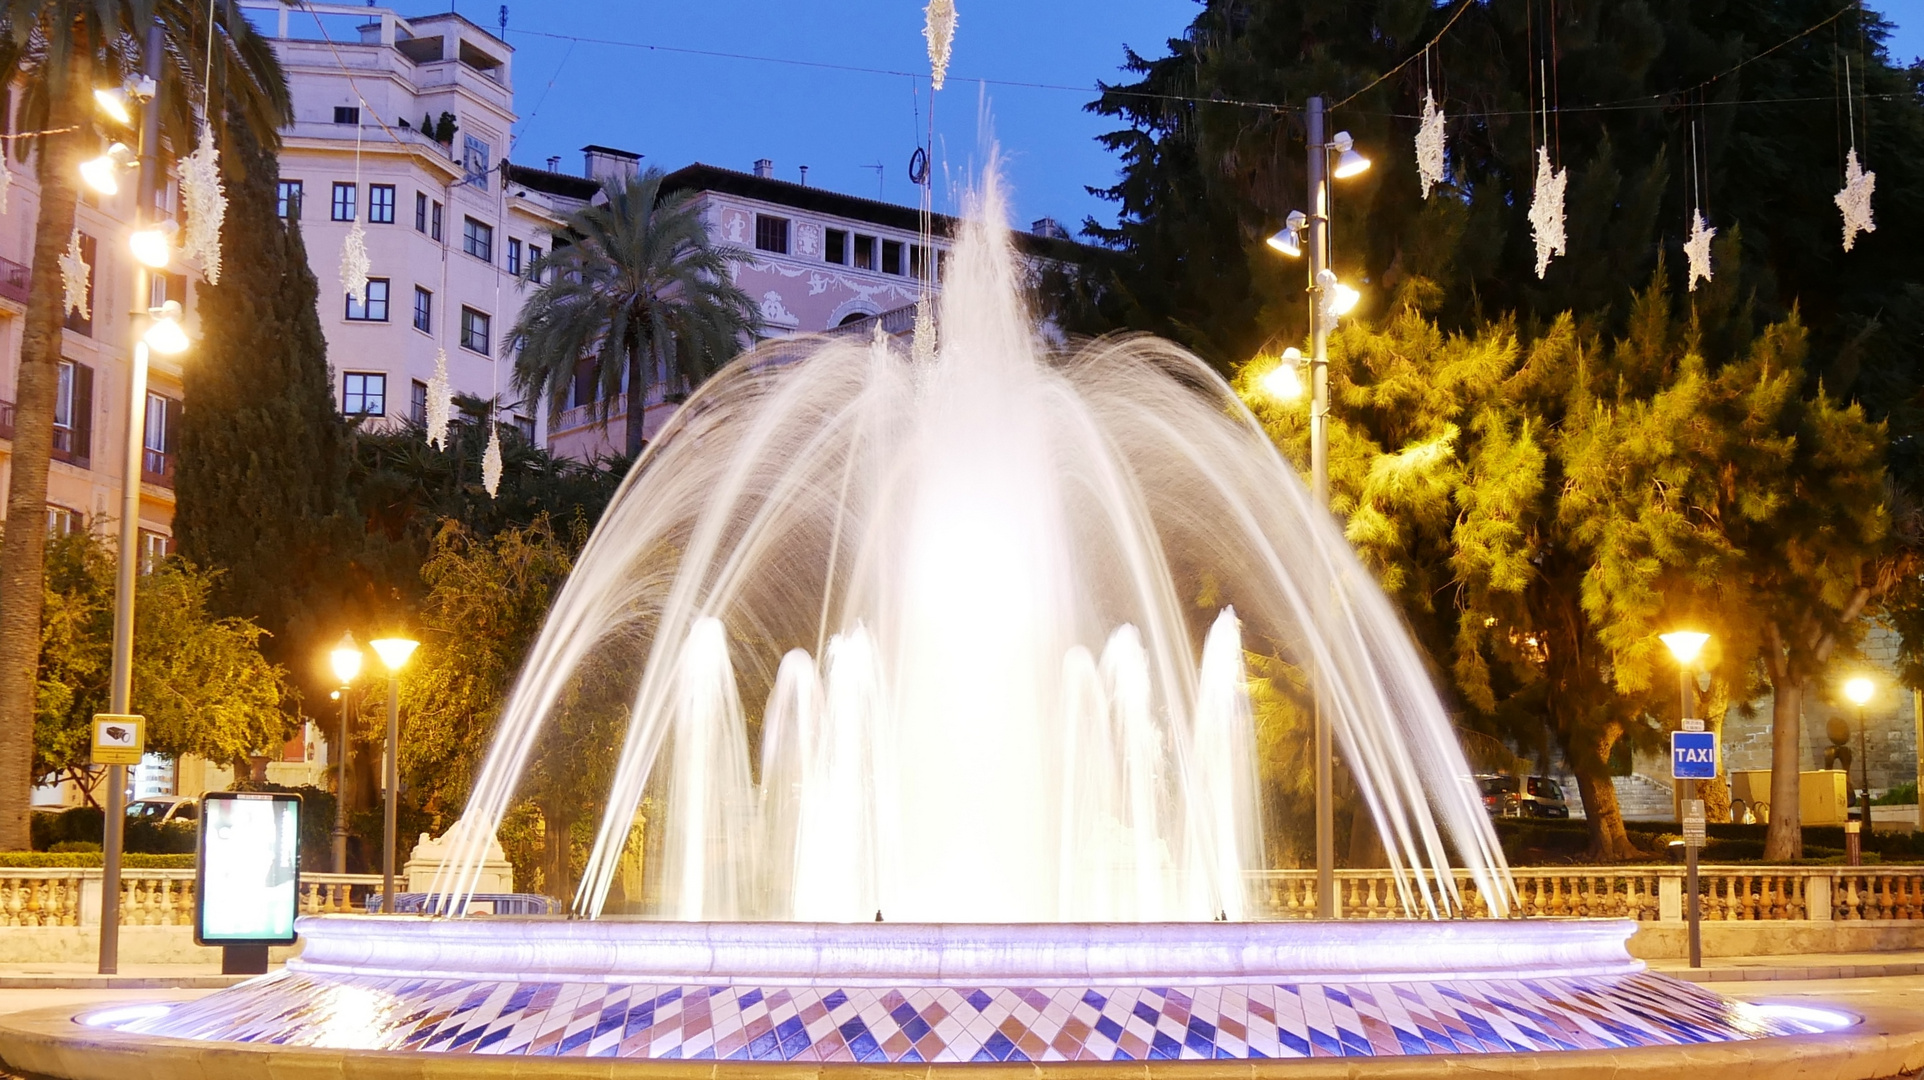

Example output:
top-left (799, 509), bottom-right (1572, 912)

top-left (435, 173), bottom-right (1511, 921)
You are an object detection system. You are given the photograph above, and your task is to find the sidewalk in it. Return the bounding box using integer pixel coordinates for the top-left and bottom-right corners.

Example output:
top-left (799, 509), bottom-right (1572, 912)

top-left (1649, 949), bottom-right (1924, 983)
top-left (0, 962), bottom-right (262, 990)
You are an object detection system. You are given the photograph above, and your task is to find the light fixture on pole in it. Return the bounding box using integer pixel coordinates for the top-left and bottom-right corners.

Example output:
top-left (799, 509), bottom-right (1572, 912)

top-left (1267, 210), bottom-right (1307, 258)
top-left (1331, 131), bottom-right (1372, 179)
top-left (328, 633), bottom-right (363, 876)
top-left (1660, 629), bottom-right (1710, 969)
top-left (1260, 347), bottom-right (1305, 401)
top-left (79, 143), bottom-right (135, 196)
top-left (129, 219), bottom-right (177, 269)
top-left (141, 300), bottom-right (188, 355)
top-left (369, 637), bottom-right (419, 914)
top-left (93, 88), bottom-right (133, 126)
top-left (1845, 676), bottom-right (1875, 843)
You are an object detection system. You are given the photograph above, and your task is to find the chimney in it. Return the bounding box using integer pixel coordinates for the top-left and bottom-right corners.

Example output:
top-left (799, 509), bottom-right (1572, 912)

top-left (799, 165), bottom-right (809, 187)
top-left (546, 155), bottom-right (560, 171)
top-left (581, 144), bottom-right (642, 185)
top-left (1031, 217), bottom-right (1069, 240)
top-left (754, 158), bottom-right (774, 179)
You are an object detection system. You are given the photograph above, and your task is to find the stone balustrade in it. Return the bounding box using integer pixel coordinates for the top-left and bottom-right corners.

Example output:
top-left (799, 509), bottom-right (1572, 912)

top-left (0, 869), bottom-right (382, 927)
top-left (1250, 865), bottom-right (1924, 923)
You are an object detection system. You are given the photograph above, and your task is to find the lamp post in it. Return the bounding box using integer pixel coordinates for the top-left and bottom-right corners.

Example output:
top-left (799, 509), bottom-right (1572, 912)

top-left (1266, 96), bottom-right (1368, 919)
top-left (1845, 677), bottom-right (1876, 842)
top-left (369, 638), bottom-right (420, 913)
top-left (328, 634), bottom-right (363, 875)
top-left (1660, 630), bottom-right (1709, 969)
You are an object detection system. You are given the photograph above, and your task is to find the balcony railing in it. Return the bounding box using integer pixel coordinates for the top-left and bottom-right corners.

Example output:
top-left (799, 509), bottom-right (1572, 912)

top-left (0, 255), bottom-right (28, 306)
top-left (0, 399), bottom-right (13, 440)
top-left (142, 447), bottom-right (175, 488)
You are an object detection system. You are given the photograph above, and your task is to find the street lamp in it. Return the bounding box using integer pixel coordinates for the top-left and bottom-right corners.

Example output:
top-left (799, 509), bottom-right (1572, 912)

top-left (78, 142), bottom-right (135, 196)
top-left (141, 301), bottom-right (188, 355)
top-left (1661, 629), bottom-right (1710, 968)
top-left (1845, 676), bottom-right (1876, 841)
top-left (369, 637), bottom-right (419, 913)
top-left (1268, 98), bottom-right (1369, 919)
top-left (128, 219), bottom-right (177, 269)
top-left (329, 633), bottom-right (363, 875)
top-left (1260, 348), bottom-right (1305, 401)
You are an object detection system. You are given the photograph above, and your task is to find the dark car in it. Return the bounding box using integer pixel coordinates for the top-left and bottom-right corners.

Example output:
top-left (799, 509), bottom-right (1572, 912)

top-left (1476, 774), bottom-right (1570, 818)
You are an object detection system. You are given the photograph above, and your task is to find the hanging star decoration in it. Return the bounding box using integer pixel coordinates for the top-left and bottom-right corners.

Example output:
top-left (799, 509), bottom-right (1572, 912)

top-left (1683, 209), bottom-right (1716, 292)
top-left (341, 220), bottom-right (370, 305)
top-left (924, 0), bottom-right (957, 91)
top-left (1415, 91), bottom-right (1447, 198)
top-left (59, 229), bottom-right (90, 320)
top-left (481, 422), bottom-right (503, 497)
top-left (1834, 147), bottom-right (1876, 253)
top-left (178, 121), bottom-right (226, 284)
top-left (425, 348), bottom-right (453, 449)
top-left (1527, 146), bottom-right (1568, 279)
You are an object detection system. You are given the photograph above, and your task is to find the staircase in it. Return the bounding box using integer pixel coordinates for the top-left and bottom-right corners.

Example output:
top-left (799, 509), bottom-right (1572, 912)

top-left (1612, 773), bottom-right (1676, 822)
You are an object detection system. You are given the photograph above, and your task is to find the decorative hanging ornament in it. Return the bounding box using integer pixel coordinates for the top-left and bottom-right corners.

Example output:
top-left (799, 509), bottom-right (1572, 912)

top-left (924, 0), bottom-right (957, 91)
top-left (425, 348), bottom-right (453, 448)
top-left (1527, 146), bottom-right (1568, 279)
top-left (1415, 91), bottom-right (1447, 198)
top-left (340, 221), bottom-right (370, 305)
top-left (1834, 147), bottom-right (1876, 253)
top-left (178, 121), bottom-right (226, 284)
top-left (1684, 209), bottom-right (1716, 292)
top-left (481, 421), bottom-right (503, 497)
top-left (0, 158), bottom-right (11, 215)
top-left (59, 229), bottom-right (90, 320)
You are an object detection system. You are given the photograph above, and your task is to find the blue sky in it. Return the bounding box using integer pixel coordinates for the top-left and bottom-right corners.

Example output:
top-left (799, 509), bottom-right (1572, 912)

top-left (392, 0), bottom-right (1922, 235)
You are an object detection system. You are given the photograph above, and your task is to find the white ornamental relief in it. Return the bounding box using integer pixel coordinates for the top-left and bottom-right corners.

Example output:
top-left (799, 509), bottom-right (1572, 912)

top-left (797, 224), bottom-right (820, 258)
top-left (723, 211), bottom-right (748, 245)
top-left (808, 273), bottom-right (831, 296)
top-left (759, 290), bottom-right (801, 328)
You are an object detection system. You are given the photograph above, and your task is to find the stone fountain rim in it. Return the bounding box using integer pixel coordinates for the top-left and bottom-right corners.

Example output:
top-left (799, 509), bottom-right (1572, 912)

top-left (286, 914), bottom-right (1643, 986)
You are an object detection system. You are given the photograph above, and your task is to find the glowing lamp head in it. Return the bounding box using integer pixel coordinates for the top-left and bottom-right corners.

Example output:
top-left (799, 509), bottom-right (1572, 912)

top-left (1659, 630), bottom-right (1709, 666)
top-left (329, 632), bottom-right (363, 685)
top-left (79, 143), bottom-right (134, 195)
top-left (142, 300), bottom-right (188, 355)
top-left (1261, 348), bottom-right (1304, 400)
top-left (93, 87), bottom-right (133, 126)
top-left (370, 637), bottom-right (420, 673)
top-left (1328, 282), bottom-right (1361, 317)
top-left (1331, 131), bottom-right (1371, 179)
top-left (129, 220), bottom-right (177, 269)
top-left (1844, 676), bottom-right (1875, 707)
top-left (1267, 210), bottom-right (1307, 258)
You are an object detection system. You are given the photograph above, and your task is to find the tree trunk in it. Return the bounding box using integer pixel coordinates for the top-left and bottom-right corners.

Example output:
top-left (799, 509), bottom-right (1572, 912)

top-left (0, 63), bottom-right (89, 850)
top-left (541, 797), bottom-right (579, 902)
top-left (1572, 722), bottom-right (1637, 860)
top-left (624, 343), bottom-right (646, 457)
top-left (1763, 674), bottom-right (1805, 860)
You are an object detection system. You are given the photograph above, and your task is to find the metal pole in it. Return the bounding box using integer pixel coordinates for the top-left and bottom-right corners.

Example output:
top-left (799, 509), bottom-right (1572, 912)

top-left (382, 671), bottom-right (399, 913)
top-left (1913, 688), bottom-right (1921, 832)
top-left (1306, 95), bottom-right (1335, 920)
top-left (332, 688), bottom-right (349, 874)
top-left (1860, 705), bottom-right (1872, 839)
top-left (1683, 666), bottom-right (1701, 969)
top-left (100, 21), bottom-right (164, 977)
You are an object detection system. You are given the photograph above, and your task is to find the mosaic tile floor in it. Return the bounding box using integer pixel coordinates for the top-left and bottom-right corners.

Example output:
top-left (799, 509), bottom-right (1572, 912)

top-left (124, 970), bottom-right (1804, 1060)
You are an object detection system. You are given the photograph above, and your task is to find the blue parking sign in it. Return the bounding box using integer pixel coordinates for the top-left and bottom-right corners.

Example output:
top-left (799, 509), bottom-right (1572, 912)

top-left (1672, 731), bottom-right (1718, 780)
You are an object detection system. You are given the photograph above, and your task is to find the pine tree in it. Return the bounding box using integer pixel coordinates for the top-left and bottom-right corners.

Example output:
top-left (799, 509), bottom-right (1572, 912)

top-left (172, 102), bottom-right (354, 697)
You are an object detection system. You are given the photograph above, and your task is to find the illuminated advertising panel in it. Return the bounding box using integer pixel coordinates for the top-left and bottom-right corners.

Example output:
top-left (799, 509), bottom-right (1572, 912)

top-left (195, 792), bottom-right (301, 946)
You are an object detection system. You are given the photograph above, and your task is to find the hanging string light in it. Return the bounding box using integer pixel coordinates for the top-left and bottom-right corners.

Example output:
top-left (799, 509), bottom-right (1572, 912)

top-left (59, 229), bottom-right (90, 319)
top-left (426, 347), bottom-right (452, 448)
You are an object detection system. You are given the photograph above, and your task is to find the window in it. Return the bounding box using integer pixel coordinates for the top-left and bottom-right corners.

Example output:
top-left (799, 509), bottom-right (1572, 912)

top-left (527, 244), bottom-right (542, 282)
top-left (882, 239), bottom-right (904, 275)
top-left (410, 380), bottom-right (429, 426)
top-left (462, 216), bottom-right (493, 261)
top-left (755, 214), bottom-right (790, 254)
top-left (142, 392), bottom-right (179, 485)
top-left (414, 191), bottom-right (428, 232)
top-left (368, 184), bottom-right (395, 224)
top-left (138, 530), bottom-right (171, 573)
top-left (345, 278), bottom-right (390, 321)
top-left (430, 201), bottom-right (443, 241)
top-left (278, 179), bottom-right (303, 221)
top-left (824, 229), bottom-right (848, 265)
top-left (853, 234), bottom-right (876, 271)
top-left (51, 359), bottom-right (92, 464)
top-left (45, 506), bottom-right (77, 536)
top-left (331, 182), bottom-right (356, 222)
top-left (463, 134), bottom-right (491, 189)
top-left (412, 286), bottom-right (432, 332)
top-left (512, 414), bottom-right (534, 441)
top-left (507, 238), bottom-right (522, 276)
top-left (460, 307), bottom-right (491, 354)
top-left (62, 233), bottom-right (96, 336)
top-left (150, 270), bottom-right (187, 315)
top-left (343, 372), bottom-right (386, 416)
top-left (333, 105), bottom-right (360, 125)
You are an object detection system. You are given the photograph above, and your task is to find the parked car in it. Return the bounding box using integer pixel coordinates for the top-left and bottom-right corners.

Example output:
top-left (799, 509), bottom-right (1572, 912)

top-left (126, 796), bottom-right (198, 825)
top-left (1476, 774), bottom-right (1570, 818)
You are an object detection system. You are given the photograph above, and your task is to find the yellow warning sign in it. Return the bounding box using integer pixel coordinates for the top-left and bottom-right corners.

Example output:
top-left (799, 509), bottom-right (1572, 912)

top-left (91, 714), bottom-right (145, 766)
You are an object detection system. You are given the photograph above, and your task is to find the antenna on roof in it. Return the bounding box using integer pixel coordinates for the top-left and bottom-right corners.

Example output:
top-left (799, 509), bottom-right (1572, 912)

top-left (861, 162), bottom-right (884, 199)
top-left (499, 5), bottom-right (508, 35)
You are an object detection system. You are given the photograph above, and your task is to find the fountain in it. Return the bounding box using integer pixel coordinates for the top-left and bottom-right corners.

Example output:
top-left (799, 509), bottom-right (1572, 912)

top-left (0, 176), bottom-right (1881, 1077)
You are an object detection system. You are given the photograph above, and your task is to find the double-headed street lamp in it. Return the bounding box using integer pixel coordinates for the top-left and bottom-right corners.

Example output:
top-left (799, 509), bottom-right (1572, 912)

top-left (1265, 97), bottom-right (1369, 919)
top-left (1844, 676), bottom-right (1876, 842)
top-left (369, 638), bottom-right (420, 913)
top-left (328, 634), bottom-right (363, 875)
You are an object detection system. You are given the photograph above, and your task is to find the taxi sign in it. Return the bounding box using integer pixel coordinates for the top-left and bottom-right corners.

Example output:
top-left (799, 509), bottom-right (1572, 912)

top-left (1671, 730), bottom-right (1718, 781)
top-left (90, 714), bottom-right (145, 766)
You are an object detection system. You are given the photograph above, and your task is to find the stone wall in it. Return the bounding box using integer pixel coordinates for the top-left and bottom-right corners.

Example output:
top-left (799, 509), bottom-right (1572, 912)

top-left (1721, 626), bottom-right (1920, 797)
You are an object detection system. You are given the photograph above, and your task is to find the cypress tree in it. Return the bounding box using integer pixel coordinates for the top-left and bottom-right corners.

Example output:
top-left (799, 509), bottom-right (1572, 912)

top-left (173, 102), bottom-right (353, 695)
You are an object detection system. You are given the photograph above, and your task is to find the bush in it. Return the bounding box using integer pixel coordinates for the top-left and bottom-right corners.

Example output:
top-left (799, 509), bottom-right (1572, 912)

top-left (1875, 782), bottom-right (1918, 806)
top-left (30, 805), bottom-right (194, 855)
top-left (0, 851), bottom-right (195, 868)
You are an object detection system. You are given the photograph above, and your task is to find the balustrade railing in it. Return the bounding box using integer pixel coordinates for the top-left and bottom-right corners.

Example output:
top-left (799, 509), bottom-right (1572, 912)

top-left (0, 868), bottom-right (382, 927)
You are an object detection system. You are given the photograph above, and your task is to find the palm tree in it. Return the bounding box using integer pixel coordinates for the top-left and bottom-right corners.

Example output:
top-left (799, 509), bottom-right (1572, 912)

top-left (510, 169), bottom-right (760, 457)
top-left (0, 0), bottom-right (289, 849)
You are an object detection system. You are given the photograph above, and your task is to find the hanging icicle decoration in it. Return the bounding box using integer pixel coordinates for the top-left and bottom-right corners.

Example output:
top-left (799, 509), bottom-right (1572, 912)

top-left (59, 229), bottom-right (90, 319)
top-left (179, 121), bottom-right (225, 283)
top-left (924, 0), bottom-right (957, 92)
top-left (1684, 210), bottom-right (1716, 292)
top-left (481, 421), bottom-right (503, 496)
top-left (1527, 146), bottom-right (1567, 279)
top-left (1835, 147), bottom-right (1876, 253)
top-left (340, 220), bottom-right (370, 304)
top-left (425, 347), bottom-right (453, 449)
top-left (1415, 91), bottom-right (1446, 198)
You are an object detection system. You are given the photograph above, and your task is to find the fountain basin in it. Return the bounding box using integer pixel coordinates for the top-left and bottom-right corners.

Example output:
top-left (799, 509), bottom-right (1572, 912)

top-left (82, 915), bottom-right (1833, 1063)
